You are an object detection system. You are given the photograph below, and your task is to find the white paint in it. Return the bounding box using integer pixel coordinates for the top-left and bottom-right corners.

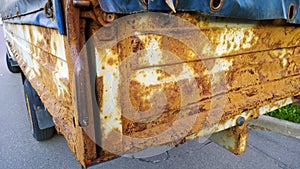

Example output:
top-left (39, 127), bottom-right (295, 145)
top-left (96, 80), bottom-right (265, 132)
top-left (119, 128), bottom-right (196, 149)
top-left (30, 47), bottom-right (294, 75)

top-left (4, 28), bottom-right (36, 77)
top-left (32, 59), bottom-right (41, 76)
top-left (5, 24), bottom-right (69, 98)
top-left (13, 24), bottom-right (67, 62)
top-left (54, 59), bottom-right (69, 97)
top-left (138, 35), bottom-right (163, 65)
top-left (50, 33), bottom-right (67, 62)
top-left (96, 48), bottom-right (123, 139)
top-left (283, 58), bottom-right (288, 67)
top-left (216, 29), bottom-right (258, 56)
top-left (210, 58), bottom-right (233, 74)
top-left (133, 64), bottom-right (196, 86)
top-left (209, 58), bottom-right (233, 88)
top-left (259, 97), bottom-right (293, 115)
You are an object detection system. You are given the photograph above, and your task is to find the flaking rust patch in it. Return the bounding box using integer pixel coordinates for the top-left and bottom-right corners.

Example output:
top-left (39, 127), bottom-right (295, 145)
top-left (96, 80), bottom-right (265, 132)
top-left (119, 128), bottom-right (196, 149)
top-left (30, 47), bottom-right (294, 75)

top-left (216, 29), bottom-right (258, 56)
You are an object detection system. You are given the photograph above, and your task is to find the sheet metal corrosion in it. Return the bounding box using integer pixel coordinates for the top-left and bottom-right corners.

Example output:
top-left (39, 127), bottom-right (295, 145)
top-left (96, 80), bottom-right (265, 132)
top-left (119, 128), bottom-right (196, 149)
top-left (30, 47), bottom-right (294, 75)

top-left (94, 12), bottom-right (300, 159)
top-left (4, 24), bottom-right (69, 101)
top-left (3, 14), bottom-right (92, 167)
top-left (3, 0), bottom-right (300, 167)
top-left (3, 22), bottom-right (74, 136)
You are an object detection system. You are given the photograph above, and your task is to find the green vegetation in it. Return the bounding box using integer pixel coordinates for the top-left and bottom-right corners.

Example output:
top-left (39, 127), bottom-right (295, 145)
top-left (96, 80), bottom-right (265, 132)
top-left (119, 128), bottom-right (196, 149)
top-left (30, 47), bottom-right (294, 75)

top-left (267, 104), bottom-right (300, 124)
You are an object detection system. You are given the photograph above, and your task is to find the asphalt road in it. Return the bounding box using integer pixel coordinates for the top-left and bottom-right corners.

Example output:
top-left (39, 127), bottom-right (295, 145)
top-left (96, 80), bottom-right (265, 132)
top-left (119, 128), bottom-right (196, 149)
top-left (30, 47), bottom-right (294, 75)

top-left (0, 25), bottom-right (300, 169)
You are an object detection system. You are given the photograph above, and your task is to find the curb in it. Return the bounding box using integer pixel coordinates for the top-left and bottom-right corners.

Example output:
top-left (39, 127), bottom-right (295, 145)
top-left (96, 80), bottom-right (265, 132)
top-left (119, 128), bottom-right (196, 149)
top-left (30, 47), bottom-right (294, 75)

top-left (248, 115), bottom-right (300, 139)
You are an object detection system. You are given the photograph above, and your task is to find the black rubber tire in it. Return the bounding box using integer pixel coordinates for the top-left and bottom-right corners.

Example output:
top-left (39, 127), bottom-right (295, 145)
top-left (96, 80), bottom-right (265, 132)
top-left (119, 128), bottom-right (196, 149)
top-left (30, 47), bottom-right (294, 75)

top-left (21, 73), bottom-right (26, 84)
top-left (6, 52), bottom-right (21, 73)
top-left (24, 79), bottom-right (55, 141)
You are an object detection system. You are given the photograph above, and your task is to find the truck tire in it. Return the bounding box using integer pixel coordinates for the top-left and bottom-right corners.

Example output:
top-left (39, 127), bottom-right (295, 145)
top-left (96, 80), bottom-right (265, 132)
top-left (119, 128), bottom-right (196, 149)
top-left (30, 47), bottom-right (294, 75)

top-left (6, 52), bottom-right (21, 73)
top-left (24, 79), bottom-right (55, 141)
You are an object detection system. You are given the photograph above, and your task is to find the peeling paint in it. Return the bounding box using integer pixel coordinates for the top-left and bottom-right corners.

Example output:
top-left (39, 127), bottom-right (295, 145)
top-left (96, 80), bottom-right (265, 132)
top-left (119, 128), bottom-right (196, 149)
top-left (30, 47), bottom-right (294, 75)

top-left (95, 48), bottom-right (123, 139)
top-left (216, 29), bottom-right (258, 56)
top-left (3, 5), bottom-right (300, 167)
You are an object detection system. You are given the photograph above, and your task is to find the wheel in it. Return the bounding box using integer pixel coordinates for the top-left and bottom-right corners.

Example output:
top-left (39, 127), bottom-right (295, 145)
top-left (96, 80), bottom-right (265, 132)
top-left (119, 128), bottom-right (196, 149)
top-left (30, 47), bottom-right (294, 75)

top-left (6, 52), bottom-right (21, 73)
top-left (24, 79), bottom-right (55, 141)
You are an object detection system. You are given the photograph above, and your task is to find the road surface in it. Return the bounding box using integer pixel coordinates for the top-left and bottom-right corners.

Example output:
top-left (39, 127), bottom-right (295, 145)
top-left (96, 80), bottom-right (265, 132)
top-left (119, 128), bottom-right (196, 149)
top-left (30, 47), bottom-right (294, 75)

top-left (0, 25), bottom-right (299, 169)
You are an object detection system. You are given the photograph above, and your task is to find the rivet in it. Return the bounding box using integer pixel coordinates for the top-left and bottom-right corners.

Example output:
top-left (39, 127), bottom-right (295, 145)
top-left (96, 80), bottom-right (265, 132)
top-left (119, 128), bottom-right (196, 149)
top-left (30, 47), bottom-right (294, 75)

top-left (236, 116), bottom-right (245, 126)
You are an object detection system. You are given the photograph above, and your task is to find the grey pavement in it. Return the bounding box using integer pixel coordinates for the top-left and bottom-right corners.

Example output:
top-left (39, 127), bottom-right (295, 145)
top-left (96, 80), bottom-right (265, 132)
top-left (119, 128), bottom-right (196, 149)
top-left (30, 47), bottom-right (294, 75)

top-left (0, 25), bottom-right (299, 169)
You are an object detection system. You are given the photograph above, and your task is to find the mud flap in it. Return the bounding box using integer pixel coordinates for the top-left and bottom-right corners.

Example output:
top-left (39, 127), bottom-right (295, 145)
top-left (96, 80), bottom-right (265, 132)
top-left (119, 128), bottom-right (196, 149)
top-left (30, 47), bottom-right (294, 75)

top-left (8, 57), bottom-right (19, 67)
top-left (35, 109), bottom-right (55, 130)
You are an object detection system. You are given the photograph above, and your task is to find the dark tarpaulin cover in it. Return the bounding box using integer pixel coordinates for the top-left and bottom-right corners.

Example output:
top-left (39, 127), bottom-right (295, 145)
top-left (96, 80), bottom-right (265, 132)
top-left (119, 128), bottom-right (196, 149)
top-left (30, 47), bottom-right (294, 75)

top-left (1, 0), bottom-right (299, 28)
top-left (0, 0), bottom-right (65, 34)
top-left (98, 0), bottom-right (300, 24)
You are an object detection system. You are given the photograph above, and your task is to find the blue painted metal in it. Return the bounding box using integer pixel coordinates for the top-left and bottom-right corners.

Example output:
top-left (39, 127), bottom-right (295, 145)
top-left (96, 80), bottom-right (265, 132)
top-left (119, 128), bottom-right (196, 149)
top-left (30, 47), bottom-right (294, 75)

top-left (54, 0), bottom-right (66, 35)
top-left (98, 0), bottom-right (300, 24)
top-left (0, 0), bottom-right (65, 35)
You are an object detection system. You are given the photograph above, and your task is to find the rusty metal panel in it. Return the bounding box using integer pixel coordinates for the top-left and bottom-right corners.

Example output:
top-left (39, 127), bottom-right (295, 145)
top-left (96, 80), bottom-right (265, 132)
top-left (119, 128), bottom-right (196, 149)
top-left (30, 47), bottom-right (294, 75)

top-left (2, 19), bottom-right (91, 166)
top-left (4, 23), bottom-right (70, 102)
top-left (63, 0), bottom-right (98, 166)
top-left (186, 97), bottom-right (295, 141)
top-left (92, 12), bottom-right (300, 161)
top-left (3, 1), bottom-right (300, 167)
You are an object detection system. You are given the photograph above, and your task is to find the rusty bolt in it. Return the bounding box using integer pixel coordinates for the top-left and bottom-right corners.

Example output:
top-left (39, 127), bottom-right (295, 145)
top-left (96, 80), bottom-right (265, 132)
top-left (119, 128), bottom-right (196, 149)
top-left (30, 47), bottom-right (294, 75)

top-left (236, 117), bottom-right (245, 126)
top-left (36, 106), bottom-right (42, 110)
top-left (105, 13), bottom-right (117, 23)
top-left (81, 119), bottom-right (88, 126)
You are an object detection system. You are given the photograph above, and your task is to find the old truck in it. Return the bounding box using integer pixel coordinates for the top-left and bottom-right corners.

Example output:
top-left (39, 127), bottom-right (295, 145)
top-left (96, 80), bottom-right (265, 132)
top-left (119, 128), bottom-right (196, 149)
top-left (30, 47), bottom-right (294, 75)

top-left (1, 0), bottom-right (300, 168)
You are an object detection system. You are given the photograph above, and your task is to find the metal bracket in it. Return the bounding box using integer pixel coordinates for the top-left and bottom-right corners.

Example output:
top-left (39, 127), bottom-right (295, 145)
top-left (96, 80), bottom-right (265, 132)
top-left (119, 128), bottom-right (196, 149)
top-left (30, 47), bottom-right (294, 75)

top-left (209, 122), bottom-right (248, 155)
top-left (44, 0), bottom-right (54, 18)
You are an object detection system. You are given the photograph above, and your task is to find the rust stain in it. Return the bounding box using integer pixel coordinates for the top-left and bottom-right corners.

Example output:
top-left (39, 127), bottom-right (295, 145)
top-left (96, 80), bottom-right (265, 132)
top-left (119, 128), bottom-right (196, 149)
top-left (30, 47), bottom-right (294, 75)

top-left (5, 21), bottom-right (90, 166)
top-left (93, 10), bottom-right (300, 160)
top-left (4, 1), bottom-right (99, 167)
top-left (210, 122), bottom-right (248, 155)
top-left (4, 1), bottom-right (300, 166)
